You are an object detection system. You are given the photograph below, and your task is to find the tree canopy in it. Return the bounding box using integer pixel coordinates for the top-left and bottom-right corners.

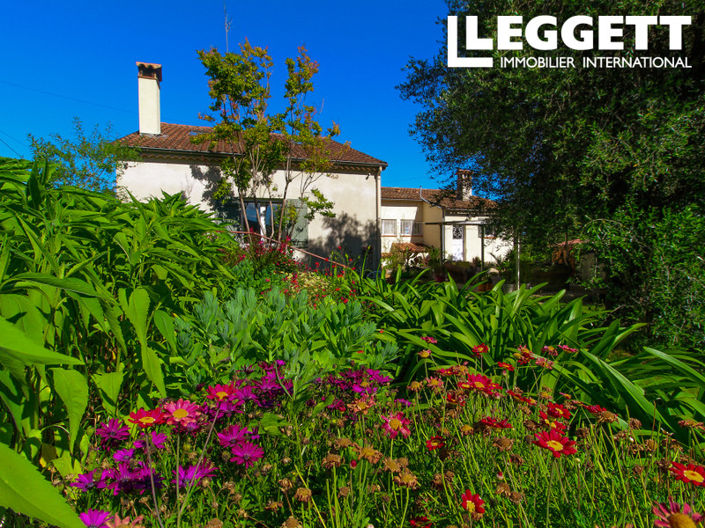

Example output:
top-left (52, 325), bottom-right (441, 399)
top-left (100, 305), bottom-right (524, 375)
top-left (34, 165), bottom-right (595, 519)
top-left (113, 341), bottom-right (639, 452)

top-left (400, 0), bottom-right (705, 347)
top-left (399, 0), bottom-right (705, 247)
top-left (194, 41), bottom-right (341, 242)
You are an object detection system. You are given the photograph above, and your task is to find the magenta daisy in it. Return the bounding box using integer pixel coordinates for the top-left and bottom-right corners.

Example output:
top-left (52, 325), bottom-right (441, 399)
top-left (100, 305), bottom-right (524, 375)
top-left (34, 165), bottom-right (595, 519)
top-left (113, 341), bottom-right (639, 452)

top-left (79, 509), bottom-right (111, 528)
top-left (206, 383), bottom-right (236, 402)
top-left (381, 411), bottom-right (412, 439)
top-left (653, 497), bottom-right (703, 527)
top-left (217, 424), bottom-right (259, 448)
top-left (173, 461), bottom-right (218, 486)
top-left (95, 418), bottom-right (129, 451)
top-left (134, 431), bottom-right (168, 450)
top-left (230, 441), bottom-right (264, 468)
top-left (163, 399), bottom-right (201, 428)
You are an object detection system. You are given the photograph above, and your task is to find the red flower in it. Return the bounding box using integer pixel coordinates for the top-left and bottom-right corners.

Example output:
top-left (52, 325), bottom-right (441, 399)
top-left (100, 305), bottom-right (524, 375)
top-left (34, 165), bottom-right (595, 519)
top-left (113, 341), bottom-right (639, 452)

top-left (533, 431), bottom-right (577, 458)
top-left (539, 411), bottom-right (567, 433)
top-left (671, 462), bottom-right (705, 486)
top-left (546, 402), bottom-right (571, 420)
top-left (582, 403), bottom-right (608, 415)
top-left (446, 391), bottom-right (466, 406)
top-left (507, 390), bottom-right (536, 406)
top-left (497, 362), bottom-right (514, 372)
top-left (466, 374), bottom-right (501, 395)
top-left (542, 345), bottom-right (558, 357)
top-left (460, 490), bottom-right (485, 516)
top-left (421, 336), bottom-right (437, 344)
top-left (472, 343), bottom-right (489, 357)
top-left (479, 416), bottom-right (513, 429)
top-left (426, 436), bottom-right (445, 451)
top-left (128, 408), bottom-right (163, 428)
top-left (409, 516), bottom-right (432, 528)
top-left (514, 345), bottom-right (534, 365)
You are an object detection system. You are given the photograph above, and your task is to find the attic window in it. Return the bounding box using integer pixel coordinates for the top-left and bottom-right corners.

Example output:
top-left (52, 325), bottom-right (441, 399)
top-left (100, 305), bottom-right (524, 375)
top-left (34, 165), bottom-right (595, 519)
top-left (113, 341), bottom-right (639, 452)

top-left (189, 131), bottom-right (202, 136)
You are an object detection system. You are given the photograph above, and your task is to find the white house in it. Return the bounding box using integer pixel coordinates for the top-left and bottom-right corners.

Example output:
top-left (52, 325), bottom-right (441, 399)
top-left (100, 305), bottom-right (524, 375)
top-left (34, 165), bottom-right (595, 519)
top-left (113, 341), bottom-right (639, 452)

top-left (117, 62), bottom-right (387, 262)
top-left (381, 172), bottom-right (512, 266)
top-left (117, 62), bottom-right (509, 267)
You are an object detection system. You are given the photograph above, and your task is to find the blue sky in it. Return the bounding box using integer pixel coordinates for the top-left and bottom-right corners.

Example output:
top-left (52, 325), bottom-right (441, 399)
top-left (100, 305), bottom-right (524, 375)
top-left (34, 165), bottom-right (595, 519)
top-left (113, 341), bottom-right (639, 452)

top-left (0, 0), bottom-right (450, 188)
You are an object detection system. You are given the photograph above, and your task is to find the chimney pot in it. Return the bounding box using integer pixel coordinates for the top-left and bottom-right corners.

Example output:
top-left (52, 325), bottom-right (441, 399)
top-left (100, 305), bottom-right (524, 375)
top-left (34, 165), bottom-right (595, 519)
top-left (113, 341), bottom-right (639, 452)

top-left (137, 62), bottom-right (162, 135)
top-left (456, 169), bottom-right (473, 200)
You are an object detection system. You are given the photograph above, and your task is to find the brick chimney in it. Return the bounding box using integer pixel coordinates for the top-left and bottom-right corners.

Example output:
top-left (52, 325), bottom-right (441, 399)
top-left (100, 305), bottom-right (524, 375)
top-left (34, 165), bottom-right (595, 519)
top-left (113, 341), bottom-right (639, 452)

top-left (456, 169), bottom-right (473, 200)
top-left (137, 62), bottom-right (162, 135)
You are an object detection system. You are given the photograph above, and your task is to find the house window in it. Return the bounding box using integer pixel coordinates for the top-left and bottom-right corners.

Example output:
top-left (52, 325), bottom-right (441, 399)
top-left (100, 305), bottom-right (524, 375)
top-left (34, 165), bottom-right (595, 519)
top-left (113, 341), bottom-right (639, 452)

top-left (452, 225), bottom-right (464, 239)
top-left (381, 219), bottom-right (397, 236)
top-left (478, 223), bottom-right (498, 238)
top-left (400, 220), bottom-right (422, 236)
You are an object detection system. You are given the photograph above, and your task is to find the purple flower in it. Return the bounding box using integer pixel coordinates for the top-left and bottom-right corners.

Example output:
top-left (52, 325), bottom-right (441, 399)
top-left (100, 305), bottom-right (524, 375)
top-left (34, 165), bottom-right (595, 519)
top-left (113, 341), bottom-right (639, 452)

top-left (217, 424), bottom-right (258, 448)
top-left (79, 509), bottom-right (111, 528)
top-left (395, 398), bottom-right (413, 407)
top-left (134, 431), bottom-right (168, 450)
top-left (70, 470), bottom-right (98, 491)
top-left (232, 385), bottom-right (256, 401)
top-left (95, 419), bottom-right (129, 452)
top-left (113, 448), bottom-right (135, 462)
top-left (366, 369), bottom-right (392, 385)
top-left (229, 441), bottom-right (264, 468)
top-left (173, 461), bottom-right (218, 486)
top-left (99, 462), bottom-right (160, 495)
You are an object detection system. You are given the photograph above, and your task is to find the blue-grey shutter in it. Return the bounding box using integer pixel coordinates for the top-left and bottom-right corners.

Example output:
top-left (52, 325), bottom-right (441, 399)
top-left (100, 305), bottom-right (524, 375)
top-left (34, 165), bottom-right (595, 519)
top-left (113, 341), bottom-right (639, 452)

top-left (288, 199), bottom-right (308, 248)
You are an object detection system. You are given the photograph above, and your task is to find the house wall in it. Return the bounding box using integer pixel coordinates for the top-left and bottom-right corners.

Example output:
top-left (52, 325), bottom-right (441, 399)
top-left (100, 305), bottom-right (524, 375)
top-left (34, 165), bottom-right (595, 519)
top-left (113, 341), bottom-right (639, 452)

top-left (443, 214), bottom-right (512, 264)
top-left (118, 158), bottom-right (379, 259)
top-left (379, 201), bottom-right (424, 253)
top-left (422, 204), bottom-right (444, 249)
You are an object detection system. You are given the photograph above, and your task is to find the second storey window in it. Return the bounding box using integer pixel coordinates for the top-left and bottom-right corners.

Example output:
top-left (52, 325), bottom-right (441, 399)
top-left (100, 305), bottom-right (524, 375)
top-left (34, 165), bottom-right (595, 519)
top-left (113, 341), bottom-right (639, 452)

top-left (381, 219), bottom-right (397, 235)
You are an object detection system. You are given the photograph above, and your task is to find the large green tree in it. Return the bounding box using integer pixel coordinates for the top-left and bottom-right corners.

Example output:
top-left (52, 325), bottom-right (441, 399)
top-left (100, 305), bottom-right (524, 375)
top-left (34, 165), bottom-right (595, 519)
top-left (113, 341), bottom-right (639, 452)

top-left (400, 0), bottom-right (705, 346)
top-left (400, 0), bottom-right (704, 241)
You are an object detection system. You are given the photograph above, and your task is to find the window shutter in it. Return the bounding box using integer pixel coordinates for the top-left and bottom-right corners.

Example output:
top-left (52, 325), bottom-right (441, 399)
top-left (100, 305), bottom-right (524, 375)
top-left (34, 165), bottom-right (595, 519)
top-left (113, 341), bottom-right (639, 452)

top-left (288, 199), bottom-right (308, 248)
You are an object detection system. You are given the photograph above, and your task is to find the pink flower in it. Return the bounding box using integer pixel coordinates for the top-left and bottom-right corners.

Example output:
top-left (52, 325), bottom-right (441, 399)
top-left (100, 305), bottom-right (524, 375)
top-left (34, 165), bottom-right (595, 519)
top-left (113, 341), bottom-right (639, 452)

top-left (206, 384), bottom-right (236, 402)
top-left (653, 497), bottom-right (703, 527)
top-left (163, 399), bottom-right (201, 428)
top-left (381, 412), bottom-right (411, 439)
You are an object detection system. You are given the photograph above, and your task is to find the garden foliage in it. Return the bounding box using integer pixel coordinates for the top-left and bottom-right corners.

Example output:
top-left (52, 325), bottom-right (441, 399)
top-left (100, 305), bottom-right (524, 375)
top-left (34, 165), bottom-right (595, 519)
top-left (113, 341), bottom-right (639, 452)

top-left (2, 154), bottom-right (705, 526)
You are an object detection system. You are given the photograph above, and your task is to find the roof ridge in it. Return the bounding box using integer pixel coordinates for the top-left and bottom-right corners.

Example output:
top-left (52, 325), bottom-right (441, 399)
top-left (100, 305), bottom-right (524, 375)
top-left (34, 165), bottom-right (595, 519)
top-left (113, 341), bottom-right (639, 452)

top-left (117, 122), bottom-right (387, 167)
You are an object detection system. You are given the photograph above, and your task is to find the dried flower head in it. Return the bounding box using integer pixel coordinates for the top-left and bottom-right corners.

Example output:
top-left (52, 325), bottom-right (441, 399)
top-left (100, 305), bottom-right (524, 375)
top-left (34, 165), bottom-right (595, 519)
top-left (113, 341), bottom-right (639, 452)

top-left (393, 470), bottom-right (419, 489)
top-left (322, 453), bottom-right (343, 469)
top-left (294, 487), bottom-right (312, 503)
top-left (492, 436), bottom-right (515, 452)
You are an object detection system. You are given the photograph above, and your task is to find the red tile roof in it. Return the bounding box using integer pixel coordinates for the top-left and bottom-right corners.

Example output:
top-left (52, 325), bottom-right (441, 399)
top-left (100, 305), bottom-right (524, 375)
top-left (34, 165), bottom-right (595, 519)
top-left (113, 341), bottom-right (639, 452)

top-left (381, 186), bottom-right (495, 212)
top-left (118, 123), bottom-right (387, 167)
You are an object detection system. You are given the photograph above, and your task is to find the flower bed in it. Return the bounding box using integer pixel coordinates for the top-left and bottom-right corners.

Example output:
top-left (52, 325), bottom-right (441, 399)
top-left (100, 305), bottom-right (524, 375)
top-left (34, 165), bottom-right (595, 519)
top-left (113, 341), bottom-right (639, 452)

top-left (63, 355), bottom-right (705, 528)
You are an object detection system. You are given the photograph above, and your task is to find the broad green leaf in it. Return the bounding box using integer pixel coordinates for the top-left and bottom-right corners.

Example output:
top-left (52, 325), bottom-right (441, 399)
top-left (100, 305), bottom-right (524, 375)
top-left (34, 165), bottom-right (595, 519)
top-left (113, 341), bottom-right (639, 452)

top-left (0, 442), bottom-right (84, 528)
top-left (92, 371), bottom-right (124, 416)
top-left (0, 317), bottom-right (82, 367)
top-left (12, 273), bottom-right (103, 298)
top-left (51, 369), bottom-right (88, 448)
top-left (154, 309), bottom-right (177, 352)
top-left (126, 287), bottom-right (150, 346)
top-left (142, 346), bottom-right (166, 397)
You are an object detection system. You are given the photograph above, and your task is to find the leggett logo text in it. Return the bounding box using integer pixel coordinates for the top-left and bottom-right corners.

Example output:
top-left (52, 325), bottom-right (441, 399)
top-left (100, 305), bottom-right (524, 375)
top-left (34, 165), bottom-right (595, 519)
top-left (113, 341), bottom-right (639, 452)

top-left (448, 15), bottom-right (692, 69)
